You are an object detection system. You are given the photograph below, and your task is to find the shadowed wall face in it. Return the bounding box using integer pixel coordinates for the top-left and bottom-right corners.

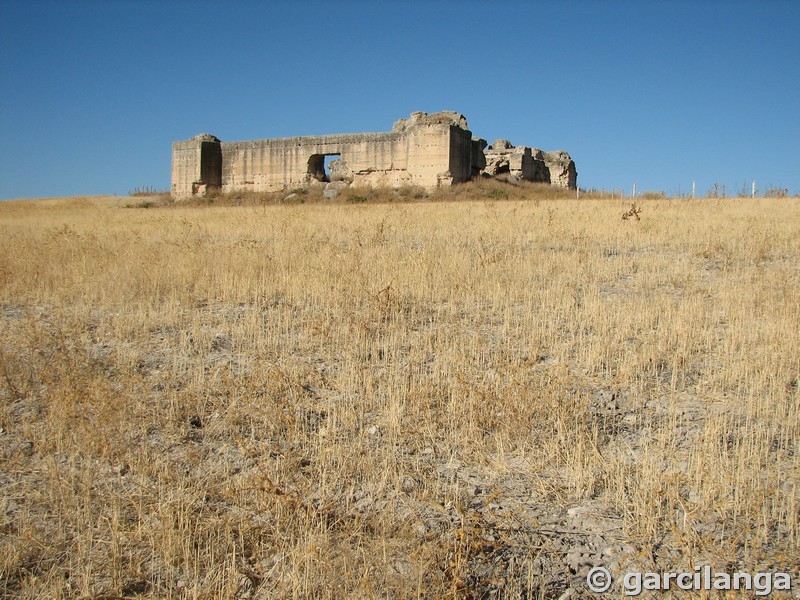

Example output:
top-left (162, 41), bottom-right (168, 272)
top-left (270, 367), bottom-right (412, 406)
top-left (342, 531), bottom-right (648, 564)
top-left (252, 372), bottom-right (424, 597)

top-left (171, 134), bottom-right (222, 197)
top-left (199, 141), bottom-right (222, 190)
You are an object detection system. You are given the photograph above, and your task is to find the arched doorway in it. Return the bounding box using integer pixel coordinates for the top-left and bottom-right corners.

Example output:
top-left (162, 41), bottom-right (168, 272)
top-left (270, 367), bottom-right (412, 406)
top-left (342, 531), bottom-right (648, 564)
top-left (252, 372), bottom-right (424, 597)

top-left (307, 153), bottom-right (342, 183)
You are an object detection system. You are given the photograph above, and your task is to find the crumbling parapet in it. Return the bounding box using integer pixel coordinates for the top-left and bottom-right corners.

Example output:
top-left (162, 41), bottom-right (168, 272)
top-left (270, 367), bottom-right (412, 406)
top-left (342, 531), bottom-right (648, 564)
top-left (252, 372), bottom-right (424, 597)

top-left (171, 111), bottom-right (577, 198)
top-left (391, 110), bottom-right (469, 132)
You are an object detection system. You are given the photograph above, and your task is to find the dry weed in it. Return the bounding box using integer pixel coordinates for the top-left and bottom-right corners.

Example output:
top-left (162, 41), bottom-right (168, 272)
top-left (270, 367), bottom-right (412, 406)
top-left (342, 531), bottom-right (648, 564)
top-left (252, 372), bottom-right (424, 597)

top-left (0, 194), bottom-right (798, 598)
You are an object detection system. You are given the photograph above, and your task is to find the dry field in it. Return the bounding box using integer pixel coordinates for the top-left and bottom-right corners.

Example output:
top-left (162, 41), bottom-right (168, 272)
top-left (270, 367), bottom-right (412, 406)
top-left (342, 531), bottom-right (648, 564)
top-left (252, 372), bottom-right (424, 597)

top-left (1, 188), bottom-right (798, 598)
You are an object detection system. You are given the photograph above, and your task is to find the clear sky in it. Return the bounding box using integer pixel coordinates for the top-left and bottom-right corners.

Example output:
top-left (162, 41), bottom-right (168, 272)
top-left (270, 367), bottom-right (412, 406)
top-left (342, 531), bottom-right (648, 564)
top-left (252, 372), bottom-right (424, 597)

top-left (0, 0), bottom-right (798, 199)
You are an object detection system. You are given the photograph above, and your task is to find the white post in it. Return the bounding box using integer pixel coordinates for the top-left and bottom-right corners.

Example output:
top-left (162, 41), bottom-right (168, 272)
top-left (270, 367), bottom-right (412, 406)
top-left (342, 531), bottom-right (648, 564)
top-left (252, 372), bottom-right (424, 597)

top-left (752, 180), bottom-right (755, 198)
top-left (691, 180), bottom-right (696, 199)
top-left (632, 182), bottom-right (637, 199)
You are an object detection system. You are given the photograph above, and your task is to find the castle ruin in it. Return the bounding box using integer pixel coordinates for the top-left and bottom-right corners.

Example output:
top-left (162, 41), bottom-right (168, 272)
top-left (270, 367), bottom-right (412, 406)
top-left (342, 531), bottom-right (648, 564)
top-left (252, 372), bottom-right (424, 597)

top-left (171, 111), bottom-right (576, 198)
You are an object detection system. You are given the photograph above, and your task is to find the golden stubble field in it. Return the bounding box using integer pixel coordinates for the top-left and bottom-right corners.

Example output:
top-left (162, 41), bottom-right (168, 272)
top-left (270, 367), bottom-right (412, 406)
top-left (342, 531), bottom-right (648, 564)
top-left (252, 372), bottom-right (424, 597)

top-left (1, 190), bottom-right (798, 598)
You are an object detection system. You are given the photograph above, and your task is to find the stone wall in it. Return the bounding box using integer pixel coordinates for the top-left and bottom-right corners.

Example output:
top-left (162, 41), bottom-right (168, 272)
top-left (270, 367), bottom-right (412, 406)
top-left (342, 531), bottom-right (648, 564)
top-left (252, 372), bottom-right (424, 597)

top-left (171, 111), bottom-right (577, 198)
top-left (172, 112), bottom-right (476, 198)
top-left (220, 132), bottom-right (408, 192)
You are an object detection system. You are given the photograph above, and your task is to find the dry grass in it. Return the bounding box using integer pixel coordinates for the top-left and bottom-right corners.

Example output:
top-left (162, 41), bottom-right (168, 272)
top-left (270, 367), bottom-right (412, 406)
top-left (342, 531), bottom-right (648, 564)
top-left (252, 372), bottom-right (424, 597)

top-left (176, 179), bottom-right (581, 207)
top-left (0, 192), bottom-right (798, 598)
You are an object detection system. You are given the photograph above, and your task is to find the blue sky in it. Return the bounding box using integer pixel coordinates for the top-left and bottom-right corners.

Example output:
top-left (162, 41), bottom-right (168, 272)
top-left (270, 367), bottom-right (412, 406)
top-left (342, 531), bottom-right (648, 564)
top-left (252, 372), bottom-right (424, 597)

top-left (0, 0), bottom-right (797, 199)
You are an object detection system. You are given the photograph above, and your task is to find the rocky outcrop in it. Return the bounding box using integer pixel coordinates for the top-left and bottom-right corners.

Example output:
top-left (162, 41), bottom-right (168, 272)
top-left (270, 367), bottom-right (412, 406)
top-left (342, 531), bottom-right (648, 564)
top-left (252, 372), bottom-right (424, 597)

top-left (481, 140), bottom-right (577, 189)
top-left (483, 140), bottom-right (532, 182)
top-left (327, 158), bottom-right (353, 183)
top-left (323, 180), bottom-right (350, 199)
top-left (543, 150), bottom-right (578, 189)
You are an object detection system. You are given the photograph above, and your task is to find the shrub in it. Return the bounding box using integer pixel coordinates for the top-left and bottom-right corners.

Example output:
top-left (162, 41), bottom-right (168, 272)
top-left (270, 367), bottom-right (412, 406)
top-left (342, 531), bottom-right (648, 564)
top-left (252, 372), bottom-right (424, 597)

top-left (485, 188), bottom-right (509, 200)
top-left (129, 185), bottom-right (165, 197)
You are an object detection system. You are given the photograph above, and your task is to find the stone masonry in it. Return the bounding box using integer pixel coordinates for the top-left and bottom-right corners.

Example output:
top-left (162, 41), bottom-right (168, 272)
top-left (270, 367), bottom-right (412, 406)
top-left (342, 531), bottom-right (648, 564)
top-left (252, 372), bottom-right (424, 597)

top-left (171, 111), bottom-right (576, 198)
